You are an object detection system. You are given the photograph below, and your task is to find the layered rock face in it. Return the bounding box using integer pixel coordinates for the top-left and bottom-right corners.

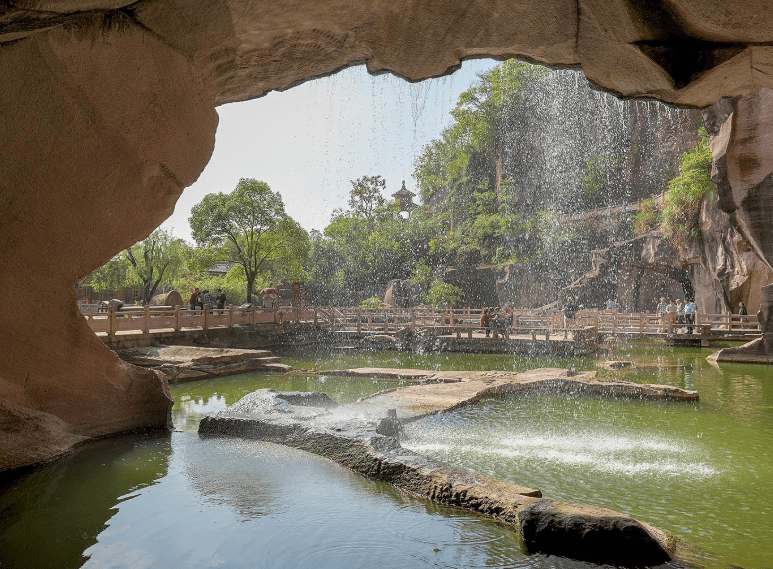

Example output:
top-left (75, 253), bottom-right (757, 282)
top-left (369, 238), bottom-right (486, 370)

top-left (3, 2), bottom-right (773, 470)
top-left (707, 91), bottom-right (773, 358)
top-left (0, 22), bottom-right (217, 470)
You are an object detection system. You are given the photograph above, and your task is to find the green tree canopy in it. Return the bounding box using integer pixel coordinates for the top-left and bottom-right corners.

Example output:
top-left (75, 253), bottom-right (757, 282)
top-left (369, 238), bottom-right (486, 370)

top-left (124, 228), bottom-right (188, 304)
top-left (189, 178), bottom-right (310, 302)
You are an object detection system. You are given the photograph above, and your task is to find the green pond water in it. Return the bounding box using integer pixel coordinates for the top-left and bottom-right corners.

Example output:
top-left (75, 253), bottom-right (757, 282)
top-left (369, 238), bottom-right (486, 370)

top-left (0, 343), bottom-right (770, 568)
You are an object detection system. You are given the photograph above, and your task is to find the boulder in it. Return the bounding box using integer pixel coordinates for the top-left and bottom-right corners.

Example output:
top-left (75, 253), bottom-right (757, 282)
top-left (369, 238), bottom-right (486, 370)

top-left (519, 501), bottom-right (674, 566)
top-left (150, 290), bottom-right (183, 307)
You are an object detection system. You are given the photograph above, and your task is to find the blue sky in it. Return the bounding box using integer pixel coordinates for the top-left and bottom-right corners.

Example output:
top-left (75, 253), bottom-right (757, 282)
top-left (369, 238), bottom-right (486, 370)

top-left (161, 59), bottom-right (497, 242)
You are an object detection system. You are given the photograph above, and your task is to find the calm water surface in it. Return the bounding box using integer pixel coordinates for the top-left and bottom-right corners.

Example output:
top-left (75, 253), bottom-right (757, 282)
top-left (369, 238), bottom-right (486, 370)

top-left (0, 343), bottom-right (769, 568)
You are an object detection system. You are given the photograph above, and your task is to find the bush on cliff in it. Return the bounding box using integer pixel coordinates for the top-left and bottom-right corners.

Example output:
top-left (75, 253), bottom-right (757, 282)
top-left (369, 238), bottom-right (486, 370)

top-left (661, 126), bottom-right (714, 247)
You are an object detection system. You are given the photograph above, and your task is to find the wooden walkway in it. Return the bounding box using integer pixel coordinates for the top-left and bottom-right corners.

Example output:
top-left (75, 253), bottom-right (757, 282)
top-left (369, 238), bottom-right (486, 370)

top-left (81, 304), bottom-right (760, 345)
top-left (315, 306), bottom-right (761, 341)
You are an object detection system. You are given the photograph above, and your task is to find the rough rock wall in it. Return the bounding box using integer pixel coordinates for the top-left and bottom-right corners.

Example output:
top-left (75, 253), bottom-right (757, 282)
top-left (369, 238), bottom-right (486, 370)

top-left (498, 69), bottom-right (703, 212)
top-left (706, 90), bottom-right (773, 352)
top-left (3, 2), bottom-right (773, 470)
top-left (4, 1), bottom-right (773, 106)
top-left (0, 22), bottom-right (216, 470)
top-left (498, 192), bottom-right (773, 316)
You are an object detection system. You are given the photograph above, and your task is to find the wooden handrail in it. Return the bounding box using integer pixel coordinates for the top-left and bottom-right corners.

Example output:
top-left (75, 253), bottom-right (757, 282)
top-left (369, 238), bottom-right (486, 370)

top-left (85, 304), bottom-right (761, 339)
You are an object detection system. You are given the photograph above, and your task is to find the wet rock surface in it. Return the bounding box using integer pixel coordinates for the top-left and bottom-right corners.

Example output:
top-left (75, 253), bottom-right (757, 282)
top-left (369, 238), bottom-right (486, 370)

top-left (199, 370), bottom-right (696, 566)
top-left (116, 346), bottom-right (291, 383)
top-left (519, 501), bottom-right (676, 566)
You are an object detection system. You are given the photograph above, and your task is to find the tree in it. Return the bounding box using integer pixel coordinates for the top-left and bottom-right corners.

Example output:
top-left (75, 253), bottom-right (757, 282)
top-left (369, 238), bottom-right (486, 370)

top-left (124, 229), bottom-right (187, 304)
top-left (423, 279), bottom-right (462, 308)
top-left (189, 178), bottom-right (309, 302)
top-left (413, 60), bottom-right (549, 266)
top-left (347, 175), bottom-right (386, 219)
top-left (447, 60), bottom-right (547, 203)
top-left (86, 254), bottom-right (128, 296)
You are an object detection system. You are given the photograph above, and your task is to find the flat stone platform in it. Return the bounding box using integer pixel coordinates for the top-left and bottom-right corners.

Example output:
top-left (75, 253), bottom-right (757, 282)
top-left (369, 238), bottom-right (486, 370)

top-left (117, 346), bottom-right (291, 382)
top-left (709, 337), bottom-right (773, 364)
top-left (329, 367), bottom-right (698, 418)
top-left (199, 368), bottom-right (698, 566)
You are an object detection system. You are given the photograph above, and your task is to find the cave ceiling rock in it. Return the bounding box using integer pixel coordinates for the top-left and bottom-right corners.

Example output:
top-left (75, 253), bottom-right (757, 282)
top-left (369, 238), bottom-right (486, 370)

top-left (3, 1), bottom-right (773, 107)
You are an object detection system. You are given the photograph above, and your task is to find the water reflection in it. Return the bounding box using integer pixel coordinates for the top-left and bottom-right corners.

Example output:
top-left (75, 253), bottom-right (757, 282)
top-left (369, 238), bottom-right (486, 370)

top-left (2, 345), bottom-right (769, 568)
top-left (0, 433), bottom-right (171, 569)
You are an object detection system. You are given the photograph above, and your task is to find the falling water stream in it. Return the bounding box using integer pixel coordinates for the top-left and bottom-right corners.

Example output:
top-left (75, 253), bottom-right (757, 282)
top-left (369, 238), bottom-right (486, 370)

top-left (1, 343), bottom-right (770, 568)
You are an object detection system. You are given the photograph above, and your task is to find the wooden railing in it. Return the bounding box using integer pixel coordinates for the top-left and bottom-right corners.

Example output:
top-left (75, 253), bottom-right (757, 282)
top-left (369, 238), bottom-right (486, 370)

top-left (84, 304), bottom-right (319, 337)
top-left (83, 303), bottom-right (761, 339)
top-left (313, 307), bottom-right (760, 338)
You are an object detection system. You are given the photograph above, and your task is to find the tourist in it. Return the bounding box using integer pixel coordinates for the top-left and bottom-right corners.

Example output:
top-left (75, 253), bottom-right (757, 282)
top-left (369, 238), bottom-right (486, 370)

top-left (200, 289), bottom-right (215, 310)
top-left (684, 299), bottom-right (697, 334)
top-left (657, 297), bottom-right (667, 332)
top-left (676, 299), bottom-right (685, 331)
top-left (666, 299), bottom-right (677, 332)
top-left (491, 306), bottom-right (502, 339)
top-left (562, 296), bottom-right (577, 339)
top-left (739, 301), bottom-right (748, 327)
top-left (494, 307), bottom-right (510, 340)
top-left (216, 288), bottom-right (227, 311)
top-left (189, 287), bottom-right (201, 311)
top-left (480, 307), bottom-right (491, 337)
top-left (605, 298), bottom-right (616, 311)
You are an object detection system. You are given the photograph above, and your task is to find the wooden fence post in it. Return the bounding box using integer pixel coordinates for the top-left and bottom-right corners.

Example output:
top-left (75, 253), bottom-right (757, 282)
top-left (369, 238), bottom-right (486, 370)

top-left (143, 305), bottom-right (150, 334)
top-left (108, 305), bottom-right (117, 338)
top-left (639, 313), bottom-right (644, 335)
top-left (175, 305), bottom-right (180, 332)
top-left (357, 307), bottom-right (361, 334)
top-left (203, 306), bottom-right (209, 330)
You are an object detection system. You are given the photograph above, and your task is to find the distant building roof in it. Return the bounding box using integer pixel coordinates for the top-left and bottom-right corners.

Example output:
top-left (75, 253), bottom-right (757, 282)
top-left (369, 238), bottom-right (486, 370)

top-left (208, 261), bottom-right (235, 276)
top-left (392, 180), bottom-right (416, 213)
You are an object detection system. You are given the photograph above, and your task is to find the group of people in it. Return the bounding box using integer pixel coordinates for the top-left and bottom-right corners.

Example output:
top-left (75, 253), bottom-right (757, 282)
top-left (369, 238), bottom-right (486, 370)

top-left (188, 287), bottom-right (227, 311)
top-left (655, 297), bottom-right (698, 333)
top-left (479, 305), bottom-right (514, 339)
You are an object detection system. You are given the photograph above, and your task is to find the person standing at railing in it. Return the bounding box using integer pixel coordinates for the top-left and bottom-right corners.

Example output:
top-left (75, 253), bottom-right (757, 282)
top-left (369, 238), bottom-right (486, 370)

top-left (216, 288), bottom-right (227, 313)
top-left (480, 307), bottom-right (491, 337)
top-left (562, 296), bottom-right (577, 339)
top-left (666, 300), bottom-right (677, 332)
top-left (657, 297), bottom-right (667, 332)
top-left (684, 299), bottom-right (697, 334)
top-left (200, 289), bottom-right (215, 311)
top-left (676, 299), bottom-right (685, 332)
top-left (189, 287), bottom-right (202, 313)
top-left (738, 301), bottom-right (748, 327)
top-left (492, 307), bottom-right (510, 340)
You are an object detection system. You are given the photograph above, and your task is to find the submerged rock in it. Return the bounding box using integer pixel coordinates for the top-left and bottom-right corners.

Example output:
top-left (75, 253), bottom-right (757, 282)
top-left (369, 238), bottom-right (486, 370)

top-left (519, 501), bottom-right (675, 565)
top-left (199, 372), bottom-right (698, 567)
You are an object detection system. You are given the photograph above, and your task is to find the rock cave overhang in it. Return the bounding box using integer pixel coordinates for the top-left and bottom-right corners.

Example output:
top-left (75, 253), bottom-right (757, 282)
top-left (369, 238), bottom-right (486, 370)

top-left (2, 0), bottom-right (773, 484)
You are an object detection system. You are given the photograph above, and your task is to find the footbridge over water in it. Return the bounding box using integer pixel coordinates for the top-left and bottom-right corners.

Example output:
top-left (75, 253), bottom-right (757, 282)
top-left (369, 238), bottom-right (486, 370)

top-left (82, 304), bottom-right (760, 350)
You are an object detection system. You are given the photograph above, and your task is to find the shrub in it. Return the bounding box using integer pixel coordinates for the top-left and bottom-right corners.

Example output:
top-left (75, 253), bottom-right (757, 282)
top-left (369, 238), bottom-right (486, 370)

top-left (423, 279), bottom-right (462, 308)
top-left (360, 296), bottom-right (383, 308)
top-left (632, 197), bottom-right (661, 236)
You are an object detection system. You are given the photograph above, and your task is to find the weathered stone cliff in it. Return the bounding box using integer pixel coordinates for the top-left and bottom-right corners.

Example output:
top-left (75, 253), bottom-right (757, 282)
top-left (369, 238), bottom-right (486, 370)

top-left (3, 1), bottom-right (773, 470)
top-left (705, 90), bottom-right (773, 359)
top-left (495, 188), bottom-right (772, 316)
